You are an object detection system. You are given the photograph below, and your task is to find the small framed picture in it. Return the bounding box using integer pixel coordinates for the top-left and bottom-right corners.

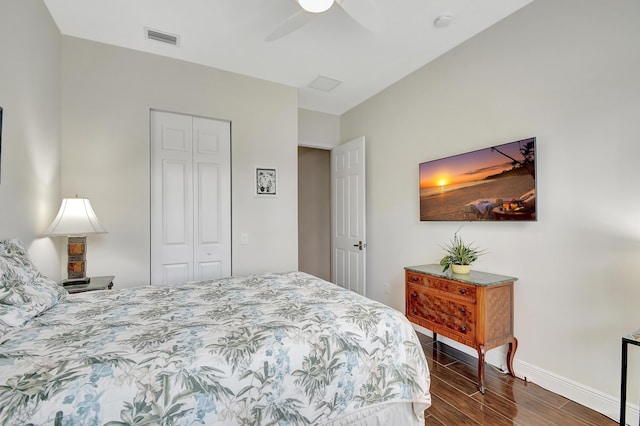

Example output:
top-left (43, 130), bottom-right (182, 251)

top-left (255, 167), bottom-right (277, 197)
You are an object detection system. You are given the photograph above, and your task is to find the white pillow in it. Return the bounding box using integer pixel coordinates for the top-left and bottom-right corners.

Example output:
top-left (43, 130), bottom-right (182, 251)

top-left (0, 239), bottom-right (67, 333)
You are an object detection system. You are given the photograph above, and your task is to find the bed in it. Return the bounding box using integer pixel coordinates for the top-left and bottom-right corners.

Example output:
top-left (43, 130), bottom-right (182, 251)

top-left (0, 239), bottom-right (431, 425)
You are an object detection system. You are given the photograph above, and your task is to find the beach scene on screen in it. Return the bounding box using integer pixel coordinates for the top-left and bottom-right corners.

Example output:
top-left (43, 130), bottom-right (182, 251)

top-left (419, 138), bottom-right (536, 221)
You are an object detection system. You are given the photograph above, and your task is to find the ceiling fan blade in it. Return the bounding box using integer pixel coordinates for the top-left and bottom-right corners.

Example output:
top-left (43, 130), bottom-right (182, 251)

top-left (265, 9), bottom-right (314, 42)
top-left (336, 0), bottom-right (384, 33)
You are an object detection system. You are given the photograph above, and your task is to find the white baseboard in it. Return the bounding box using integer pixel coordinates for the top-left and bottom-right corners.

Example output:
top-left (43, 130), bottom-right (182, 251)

top-left (515, 358), bottom-right (632, 424)
top-left (411, 325), bottom-right (632, 424)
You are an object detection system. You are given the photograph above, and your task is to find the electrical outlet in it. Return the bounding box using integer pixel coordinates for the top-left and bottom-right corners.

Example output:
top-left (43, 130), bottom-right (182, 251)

top-left (384, 283), bottom-right (390, 294)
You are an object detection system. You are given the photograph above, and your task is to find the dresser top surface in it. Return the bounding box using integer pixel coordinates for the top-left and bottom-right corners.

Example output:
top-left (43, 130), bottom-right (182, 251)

top-left (405, 264), bottom-right (518, 286)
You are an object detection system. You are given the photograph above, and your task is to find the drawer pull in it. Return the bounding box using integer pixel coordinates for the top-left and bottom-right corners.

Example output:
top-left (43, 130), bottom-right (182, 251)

top-left (460, 307), bottom-right (466, 313)
top-left (411, 276), bottom-right (419, 282)
top-left (460, 327), bottom-right (467, 333)
top-left (459, 288), bottom-right (467, 295)
top-left (413, 309), bottom-right (418, 314)
top-left (411, 292), bottom-right (418, 298)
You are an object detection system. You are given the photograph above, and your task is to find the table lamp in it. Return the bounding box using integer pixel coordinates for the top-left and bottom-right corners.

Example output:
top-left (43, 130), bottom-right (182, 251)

top-left (44, 197), bottom-right (107, 283)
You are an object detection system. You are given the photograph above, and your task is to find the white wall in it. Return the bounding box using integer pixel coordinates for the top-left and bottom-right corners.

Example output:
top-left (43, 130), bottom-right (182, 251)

top-left (298, 108), bottom-right (341, 149)
top-left (0, 0), bottom-right (62, 278)
top-left (61, 36), bottom-right (299, 286)
top-left (341, 0), bottom-right (640, 420)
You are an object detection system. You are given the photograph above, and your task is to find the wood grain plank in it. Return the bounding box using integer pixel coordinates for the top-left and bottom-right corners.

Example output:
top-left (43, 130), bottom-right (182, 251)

top-left (429, 375), bottom-right (514, 426)
top-left (426, 394), bottom-right (480, 425)
top-left (414, 331), bottom-right (615, 425)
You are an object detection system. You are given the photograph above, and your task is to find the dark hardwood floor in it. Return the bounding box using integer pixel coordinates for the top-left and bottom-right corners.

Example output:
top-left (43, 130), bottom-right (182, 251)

top-left (416, 333), bottom-right (617, 425)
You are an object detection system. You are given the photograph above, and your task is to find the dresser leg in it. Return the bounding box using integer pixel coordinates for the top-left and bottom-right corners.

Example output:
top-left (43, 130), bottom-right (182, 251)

top-left (477, 345), bottom-right (486, 394)
top-left (506, 337), bottom-right (518, 377)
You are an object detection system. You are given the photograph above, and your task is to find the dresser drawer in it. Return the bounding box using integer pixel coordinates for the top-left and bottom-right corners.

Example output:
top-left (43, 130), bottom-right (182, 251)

top-left (406, 272), bottom-right (476, 301)
top-left (407, 284), bottom-right (476, 340)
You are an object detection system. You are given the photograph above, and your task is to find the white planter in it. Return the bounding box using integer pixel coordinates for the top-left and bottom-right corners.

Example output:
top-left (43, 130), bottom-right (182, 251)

top-left (451, 264), bottom-right (471, 274)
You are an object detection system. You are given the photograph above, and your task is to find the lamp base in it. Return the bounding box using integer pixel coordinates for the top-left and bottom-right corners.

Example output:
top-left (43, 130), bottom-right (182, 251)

top-left (67, 236), bottom-right (87, 279)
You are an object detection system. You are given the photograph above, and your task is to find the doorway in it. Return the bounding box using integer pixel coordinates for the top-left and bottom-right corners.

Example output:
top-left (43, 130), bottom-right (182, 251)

top-left (297, 147), bottom-right (331, 281)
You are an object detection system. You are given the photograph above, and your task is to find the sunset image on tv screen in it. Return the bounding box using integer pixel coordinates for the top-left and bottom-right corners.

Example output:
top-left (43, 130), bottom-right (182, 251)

top-left (419, 138), bottom-right (536, 221)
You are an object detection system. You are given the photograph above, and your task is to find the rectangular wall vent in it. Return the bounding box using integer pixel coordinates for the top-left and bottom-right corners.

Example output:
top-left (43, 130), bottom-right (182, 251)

top-left (308, 75), bottom-right (342, 93)
top-left (145, 28), bottom-right (180, 46)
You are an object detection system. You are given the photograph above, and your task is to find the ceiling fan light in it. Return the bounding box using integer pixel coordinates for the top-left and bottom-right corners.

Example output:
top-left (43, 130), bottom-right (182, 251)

top-left (298, 0), bottom-right (334, 13)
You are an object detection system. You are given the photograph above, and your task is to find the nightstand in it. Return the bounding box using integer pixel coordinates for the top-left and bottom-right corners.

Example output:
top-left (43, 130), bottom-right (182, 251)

top-left (61, 275), bottom-right (115, 294)
top-left (620, 330), bottom-right (640, 426)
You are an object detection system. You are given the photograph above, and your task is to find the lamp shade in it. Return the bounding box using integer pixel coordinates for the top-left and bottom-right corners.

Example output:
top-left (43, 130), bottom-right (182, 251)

top-left (44, 198), bottom-right (107, 236)
top-left (298, 0), bottom-right (334, 13)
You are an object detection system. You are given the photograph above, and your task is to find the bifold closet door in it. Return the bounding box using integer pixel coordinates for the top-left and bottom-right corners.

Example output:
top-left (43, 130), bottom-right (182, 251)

top-left (150, 110), bottom-right (231, 285)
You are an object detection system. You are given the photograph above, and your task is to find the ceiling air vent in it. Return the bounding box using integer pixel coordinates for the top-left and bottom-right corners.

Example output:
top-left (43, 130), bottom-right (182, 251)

top-left (307, 75), bottom-right (342, 93)
top-left (145, 28), bottom-right (180, 46)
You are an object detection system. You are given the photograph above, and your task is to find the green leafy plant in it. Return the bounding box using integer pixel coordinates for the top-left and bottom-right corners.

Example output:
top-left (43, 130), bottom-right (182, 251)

top-left (439, 227), bottom-right (484, 272)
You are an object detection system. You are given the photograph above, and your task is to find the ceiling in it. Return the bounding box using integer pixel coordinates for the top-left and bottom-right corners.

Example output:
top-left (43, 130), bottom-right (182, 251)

top-left (43, 0), bottom-right (534, 115)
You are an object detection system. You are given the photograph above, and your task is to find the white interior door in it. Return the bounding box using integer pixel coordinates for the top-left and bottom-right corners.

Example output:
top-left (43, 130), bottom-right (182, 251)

top-left (192, 117), bottom-right (231, 281)
top-left (151, 110), bottom-right (231, 285)
top-left (331, 137), bottom-right (366, 295)
top-left (151, 111), bottom-right (193, 285)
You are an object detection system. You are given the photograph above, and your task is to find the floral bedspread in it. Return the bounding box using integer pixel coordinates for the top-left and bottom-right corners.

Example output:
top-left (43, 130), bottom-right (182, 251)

top-left (0, 272), bottom-right (430, 425)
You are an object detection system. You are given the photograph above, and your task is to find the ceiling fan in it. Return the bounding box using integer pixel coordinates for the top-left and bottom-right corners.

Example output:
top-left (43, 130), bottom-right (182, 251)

top-left (265, 0), bottom-right (382, 42)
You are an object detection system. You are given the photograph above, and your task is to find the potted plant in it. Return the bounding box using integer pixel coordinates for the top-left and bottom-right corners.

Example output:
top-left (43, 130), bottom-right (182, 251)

top-left (439, 228), bottom-right (484, 274)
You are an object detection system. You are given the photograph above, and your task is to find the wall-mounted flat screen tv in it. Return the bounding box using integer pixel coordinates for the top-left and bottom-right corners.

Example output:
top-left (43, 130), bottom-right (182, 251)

top-left (419, 137), bottom-right (536, 221)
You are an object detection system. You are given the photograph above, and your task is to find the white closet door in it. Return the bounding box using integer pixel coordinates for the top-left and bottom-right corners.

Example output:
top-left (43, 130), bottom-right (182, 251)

top-left (192, 116), bottom-right (231, 281)
top-left (151, 111), bottom-right (231, 286)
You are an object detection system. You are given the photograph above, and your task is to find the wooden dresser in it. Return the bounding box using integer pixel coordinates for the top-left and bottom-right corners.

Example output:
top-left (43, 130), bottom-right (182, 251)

top-left (405, 264), bottom-right (518, 393)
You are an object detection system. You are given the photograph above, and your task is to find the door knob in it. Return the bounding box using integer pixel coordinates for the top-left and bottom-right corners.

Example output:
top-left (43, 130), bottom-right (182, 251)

top-left (353, 241), bottom-right (366, 250)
